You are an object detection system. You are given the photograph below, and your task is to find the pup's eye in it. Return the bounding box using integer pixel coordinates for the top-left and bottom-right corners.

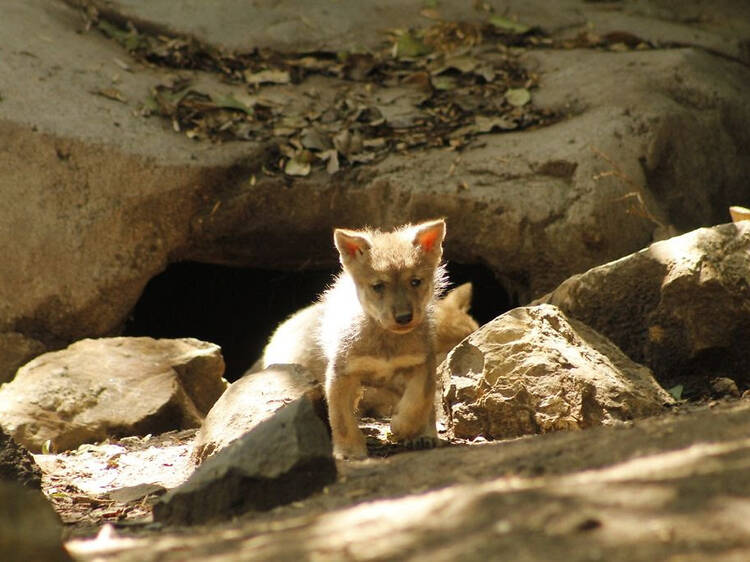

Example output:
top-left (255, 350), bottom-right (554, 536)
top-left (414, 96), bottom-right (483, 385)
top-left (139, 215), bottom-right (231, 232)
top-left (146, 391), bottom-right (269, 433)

top-left (371, 282), bottom-right (385, 293)
top-left (410, 278), bottom-right (422, 288)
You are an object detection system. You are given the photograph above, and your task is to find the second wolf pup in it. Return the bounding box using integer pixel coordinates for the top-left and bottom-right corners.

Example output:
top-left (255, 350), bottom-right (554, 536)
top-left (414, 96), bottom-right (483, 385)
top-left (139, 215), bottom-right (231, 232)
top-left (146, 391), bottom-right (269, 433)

top-left (265, 219), bottom-right (448, 459)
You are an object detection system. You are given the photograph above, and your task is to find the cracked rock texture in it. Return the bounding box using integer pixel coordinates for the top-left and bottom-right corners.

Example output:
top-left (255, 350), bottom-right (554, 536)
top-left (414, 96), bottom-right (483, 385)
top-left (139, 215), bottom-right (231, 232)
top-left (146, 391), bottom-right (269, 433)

top-left (0, 427), bottom-right (43, 489)
top-left (441, 304), bottom-right (673, 440)
top-left (0, 337), bottom-right (227, 452)
top-left (537, 221), bottom-right (750, 397)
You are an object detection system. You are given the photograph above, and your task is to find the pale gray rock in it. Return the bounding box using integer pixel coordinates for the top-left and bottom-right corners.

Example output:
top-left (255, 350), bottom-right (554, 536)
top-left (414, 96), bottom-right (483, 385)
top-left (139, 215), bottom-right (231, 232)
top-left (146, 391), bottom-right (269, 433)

top-left (537, 222), bottom-right (750, 397)
top-left (154, 396), bottom-right (335, 525)
top-left (192, 364), bottom-right (325, 464)
top-left (0, 337), bottom-right (227, 453)
top-left (441, 304), bottom-right (673, 440)
top-left (106, 482), bottom-right (166, 503)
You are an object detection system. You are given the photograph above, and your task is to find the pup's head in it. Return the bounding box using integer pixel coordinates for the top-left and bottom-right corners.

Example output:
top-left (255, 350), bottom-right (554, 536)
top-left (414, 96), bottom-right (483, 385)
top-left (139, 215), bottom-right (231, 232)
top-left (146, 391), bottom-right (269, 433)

top-left (334, 219), bottom-right (446, 334)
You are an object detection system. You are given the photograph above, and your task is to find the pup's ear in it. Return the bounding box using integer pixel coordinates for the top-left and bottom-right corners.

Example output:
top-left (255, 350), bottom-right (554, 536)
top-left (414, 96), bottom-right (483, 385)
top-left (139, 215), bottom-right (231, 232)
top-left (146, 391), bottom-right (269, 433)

top-left (442, 282), bottom-right (473, 311)
top-left (412, 219), bottom-right (446, 257)
top-left (334, 228), bottom-right (371, 267)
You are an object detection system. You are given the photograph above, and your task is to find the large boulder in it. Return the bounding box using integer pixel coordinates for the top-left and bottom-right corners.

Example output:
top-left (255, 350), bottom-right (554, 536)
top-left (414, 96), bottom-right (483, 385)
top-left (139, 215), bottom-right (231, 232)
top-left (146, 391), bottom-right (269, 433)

top-left (441, 304), bottom-right (673, 440)
top-left (0, 337), bottom-right (227, 452)
top-left (192, 364), bottom-right (325, 464)
top-left (537, 222), bottom-right (750, 397)
top-left (0, 0), bottom-right (252, 383)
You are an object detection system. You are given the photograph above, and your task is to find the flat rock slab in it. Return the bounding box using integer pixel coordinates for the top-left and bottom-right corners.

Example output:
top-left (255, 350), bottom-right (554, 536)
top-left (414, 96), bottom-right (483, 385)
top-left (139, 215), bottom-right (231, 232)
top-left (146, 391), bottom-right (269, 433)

top-left (442, 304), bottom-right (673, 440)
top-left (192, 364), bottom-right (324, 464)
top-left (537, 222), bottom-right (750, 397)
top-left (0, 337), bottom-right (227, 453)
top-left (154, 396), bottom-right (335, 525)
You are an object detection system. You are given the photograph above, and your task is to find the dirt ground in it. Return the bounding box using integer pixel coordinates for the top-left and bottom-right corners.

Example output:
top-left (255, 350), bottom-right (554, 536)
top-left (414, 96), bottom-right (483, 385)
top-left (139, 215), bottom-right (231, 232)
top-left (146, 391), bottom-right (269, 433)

top-left (36, 398), bottom-right (750, 561)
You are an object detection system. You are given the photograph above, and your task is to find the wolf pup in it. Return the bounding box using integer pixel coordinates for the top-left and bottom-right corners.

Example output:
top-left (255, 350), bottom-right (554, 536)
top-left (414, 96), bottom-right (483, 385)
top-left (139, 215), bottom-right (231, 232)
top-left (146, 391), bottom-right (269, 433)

top-left (265, 219), bottom-right (447, 459)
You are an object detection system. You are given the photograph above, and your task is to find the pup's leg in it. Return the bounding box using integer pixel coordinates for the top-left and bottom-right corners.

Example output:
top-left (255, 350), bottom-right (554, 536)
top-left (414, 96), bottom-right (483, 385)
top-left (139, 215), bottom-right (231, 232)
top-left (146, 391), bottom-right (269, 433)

top-left (390, 365), bottom-right (438, 449)
top-left (326, 369), bottom-right (367, 459)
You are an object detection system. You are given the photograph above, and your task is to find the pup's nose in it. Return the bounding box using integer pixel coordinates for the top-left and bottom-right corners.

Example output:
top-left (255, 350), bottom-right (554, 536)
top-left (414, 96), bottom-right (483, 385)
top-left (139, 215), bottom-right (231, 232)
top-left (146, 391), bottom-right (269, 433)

top-left (395, 312), bottom-right (413, 325)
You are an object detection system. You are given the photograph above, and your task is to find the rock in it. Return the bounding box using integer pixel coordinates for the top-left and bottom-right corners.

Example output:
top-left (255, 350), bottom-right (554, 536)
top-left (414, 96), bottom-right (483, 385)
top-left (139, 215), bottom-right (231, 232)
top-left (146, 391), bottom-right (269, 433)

top-left (192, 364), bottom-right (324, 464)
top-left (0, 337), bottom-right (227, 453)
top-left (710, 377), bottom-right (741, 399)
top-left (106, 483), bottom-right (166, 504)
top-left (730, 206), bottom-right (750, 223)
top-left (441, 305), bottom-right (673, 440)
top-left (0, 0), bottom-right (252, 382)
top-left (154, 396), bottom-right (335, 525)
top-left (0, 428), bottom-right (43, 489)
top-left (0, 332), bottom-right (46, 385)
top-left (0, 481), bottom-right (71, 562)
top-left (187, 46), bottom-right (750, 302)
top-left (537, 222), bottom-right (750, 397)
top-left (82, 0), bottom-right (750, 63)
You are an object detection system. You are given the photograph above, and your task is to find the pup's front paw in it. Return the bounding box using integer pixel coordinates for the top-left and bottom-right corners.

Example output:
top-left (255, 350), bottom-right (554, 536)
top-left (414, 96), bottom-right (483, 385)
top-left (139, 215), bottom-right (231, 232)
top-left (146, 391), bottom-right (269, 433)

top-left (390, 414), bottom-right (418, 441)
top-left (333, 437), bottom-right (368, 460)
top-left (403, 435), bottom-right (439, 450)
top-left (391, 412), bottom-right (437, 443)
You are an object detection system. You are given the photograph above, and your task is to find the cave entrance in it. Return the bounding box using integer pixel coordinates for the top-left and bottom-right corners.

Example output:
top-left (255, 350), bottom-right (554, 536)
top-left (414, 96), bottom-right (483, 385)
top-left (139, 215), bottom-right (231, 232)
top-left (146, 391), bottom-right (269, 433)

top-left (124, 261), bottom-right (513, 382)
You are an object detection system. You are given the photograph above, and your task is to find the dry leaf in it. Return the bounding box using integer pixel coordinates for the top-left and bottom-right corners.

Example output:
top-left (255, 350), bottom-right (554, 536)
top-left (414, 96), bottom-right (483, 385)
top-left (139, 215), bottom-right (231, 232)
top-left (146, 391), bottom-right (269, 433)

top-left (320, 149), bottom-right (340, 174)
top-left (420, 9), bottom-right (442, 20)
top-left (476, 115), bottom-right (517, 132)
top-left (95, 88), bottom-right (127, 103)
top-left (488, 16), bottom-right (530, 34)
top-left (244, 69), bottom-right (291, 85)
top-left (505, 87), bottom-right (530, 107)
top-left (395, 31), bottom-right (432, 58)
top-left (284, 151), bottom-right (312, 176)
top-left (729, 206), bottom-right (750, 223)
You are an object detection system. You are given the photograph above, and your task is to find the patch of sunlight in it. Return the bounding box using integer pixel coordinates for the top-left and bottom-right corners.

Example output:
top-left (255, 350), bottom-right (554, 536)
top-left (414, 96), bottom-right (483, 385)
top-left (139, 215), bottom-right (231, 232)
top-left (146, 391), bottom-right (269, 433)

top-left (66, 524), bottom-right (150, 558)
top-left (559, 437), bottom-right (750, 484)
top-left (304, 476), bottom-right (532, 559)
top-left (648, 227), bottom-right (707, 270)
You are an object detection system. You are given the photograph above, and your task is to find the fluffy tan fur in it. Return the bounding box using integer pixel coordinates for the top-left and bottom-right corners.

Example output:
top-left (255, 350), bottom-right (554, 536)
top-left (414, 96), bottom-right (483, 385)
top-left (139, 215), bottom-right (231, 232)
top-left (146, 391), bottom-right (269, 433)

top-left (262, 220), bottom-right (478, 459)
